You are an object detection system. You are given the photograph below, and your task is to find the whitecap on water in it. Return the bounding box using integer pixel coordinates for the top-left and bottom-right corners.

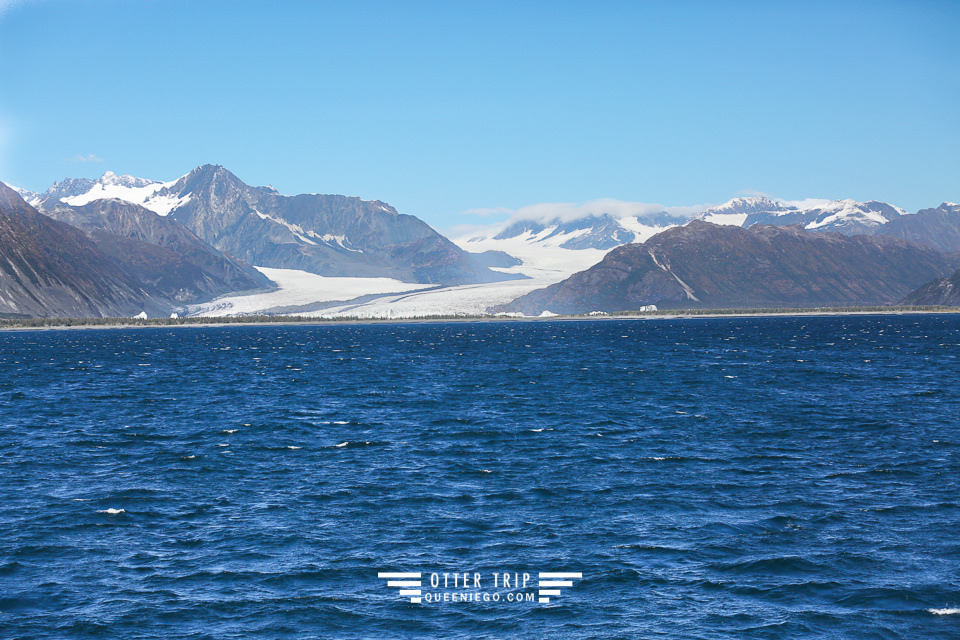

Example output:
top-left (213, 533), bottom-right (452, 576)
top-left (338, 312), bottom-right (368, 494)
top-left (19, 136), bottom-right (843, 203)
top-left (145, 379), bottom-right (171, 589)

top-left (221, 429), bottom-right (238, 434)
top-left (97, 508), bottom-right (125, 514)
top-left (930, 608), bottom-right (960, 615)
top-left (286, 446), bottom-right (301, 450)
top-left (334, 442), bottom-right (348, 448)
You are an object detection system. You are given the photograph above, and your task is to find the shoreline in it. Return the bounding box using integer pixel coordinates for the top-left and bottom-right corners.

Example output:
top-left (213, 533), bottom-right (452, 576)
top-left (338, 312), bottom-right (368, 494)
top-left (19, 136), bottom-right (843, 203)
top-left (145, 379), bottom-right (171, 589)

top-left (2, 306), bottom-right (959, 332)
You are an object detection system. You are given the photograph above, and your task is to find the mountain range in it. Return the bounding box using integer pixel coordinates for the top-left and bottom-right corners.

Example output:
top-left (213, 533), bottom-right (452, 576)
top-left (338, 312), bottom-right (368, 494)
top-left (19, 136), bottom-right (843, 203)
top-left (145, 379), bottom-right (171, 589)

top-left (3, 165), bottom-right (959, 318)
top-left (503, 221), bottom-right (959, 315)
top-left (462, 196), bottom-right (960, 256)
top-left (1, 182), bottom-right (170, 318)
top-left (31, 166), bottom-right (519, 285)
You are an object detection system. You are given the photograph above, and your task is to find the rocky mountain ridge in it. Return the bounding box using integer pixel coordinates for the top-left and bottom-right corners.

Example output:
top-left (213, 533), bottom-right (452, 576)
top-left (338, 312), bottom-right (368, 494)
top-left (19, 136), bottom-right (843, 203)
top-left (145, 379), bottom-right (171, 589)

top-left (466, 195), bottom-right (960, 257)
top-left (503, 221), bottom-right (957, 315)
top-left (0, 183), bottom-right (164, 317)
top-left (901, 267), bottom-right (960, 306)
top-left (36, 165), bottom-right (520, 285)
top-left (39, 197), bottom-right (273, 303)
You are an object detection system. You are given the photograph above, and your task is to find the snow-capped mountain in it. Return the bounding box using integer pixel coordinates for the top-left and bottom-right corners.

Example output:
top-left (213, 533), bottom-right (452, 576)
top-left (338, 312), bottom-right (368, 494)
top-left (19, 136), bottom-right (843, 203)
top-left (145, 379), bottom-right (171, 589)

top-left (453, 208), bottom-right (690, 283)
top-left (20, 166), bottom-right (959, 318)
top-left (0, 182), bottom-right (173, 317)
top-left (502, 220), bottom-right (955, 315)
top-left (35, 166), bottom-right (519, 286)
top-left (458, 195), bottom-right (916, 264)
top-left (489, 211), bottom-right (688, 250)
top-left (451, 196), bottom-right (923, 296)
top-left (41, 171), bottom-right (192, 216)
top-left (698, 195), bottom-right (907, 235)
top-left (8, 184), bottom-right (39, 205)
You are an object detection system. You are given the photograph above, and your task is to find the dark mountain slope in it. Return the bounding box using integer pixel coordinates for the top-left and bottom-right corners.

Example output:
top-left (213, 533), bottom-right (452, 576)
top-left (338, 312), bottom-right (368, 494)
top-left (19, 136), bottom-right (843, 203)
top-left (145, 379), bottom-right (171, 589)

top-left (504, 221), bottom-right (955, 315)
top-left (901, 268), bottom-right (960, 306)
top-left (162, 165), bottom-right (519, 284)
top-left (39, 198), bottom-right (273, 303)
top-left (0, 183), bottom-right (162, 318)
top-left (876, 203), bottom-right (960, 253)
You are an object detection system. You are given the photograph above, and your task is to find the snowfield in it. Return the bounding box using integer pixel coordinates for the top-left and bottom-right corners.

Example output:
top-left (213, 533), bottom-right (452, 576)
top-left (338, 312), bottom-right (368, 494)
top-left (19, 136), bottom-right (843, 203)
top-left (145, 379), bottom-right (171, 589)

top-left (185, 230), bottom-right (612, 318)
top-left (185, 268), bottom-right (432, 317)
top-left (302, 279), bottom-right (557, 319)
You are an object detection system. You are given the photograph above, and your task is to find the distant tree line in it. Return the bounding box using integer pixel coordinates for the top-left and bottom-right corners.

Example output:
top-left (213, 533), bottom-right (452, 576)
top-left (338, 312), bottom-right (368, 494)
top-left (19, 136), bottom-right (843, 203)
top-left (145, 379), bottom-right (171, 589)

top-left (0, 305), bottom-right (958, 330)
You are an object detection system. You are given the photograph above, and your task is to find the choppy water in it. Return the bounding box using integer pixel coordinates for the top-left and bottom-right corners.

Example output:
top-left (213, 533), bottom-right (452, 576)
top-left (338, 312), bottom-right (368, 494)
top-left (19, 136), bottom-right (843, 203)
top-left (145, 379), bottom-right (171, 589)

top-left (1, 315), bottom-right (959, 638)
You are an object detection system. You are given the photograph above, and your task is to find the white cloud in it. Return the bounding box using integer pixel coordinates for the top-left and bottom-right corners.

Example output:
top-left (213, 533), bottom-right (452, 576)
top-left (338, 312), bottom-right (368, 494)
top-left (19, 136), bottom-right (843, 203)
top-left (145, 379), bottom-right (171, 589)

top-left (441, 221), bottom-right (501, 238)
top-left (446, 198), bottom-right (712, 239)
top-left (777, 197), bottom-right (833, 209)
top-left (67, 153), bottom-right (104, 163)
top-left (0, 0), bottom-right (31, 19)
top-left (499, 198), bottom-right (707, 226)
top-left (461, 206), bottom-right (513, 218)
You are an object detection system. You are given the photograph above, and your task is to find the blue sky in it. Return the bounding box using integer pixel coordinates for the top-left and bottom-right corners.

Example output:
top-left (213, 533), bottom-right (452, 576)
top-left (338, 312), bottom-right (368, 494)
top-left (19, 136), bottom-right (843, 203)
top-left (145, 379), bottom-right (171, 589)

top-left (0, 0), bottom-right (957, 228)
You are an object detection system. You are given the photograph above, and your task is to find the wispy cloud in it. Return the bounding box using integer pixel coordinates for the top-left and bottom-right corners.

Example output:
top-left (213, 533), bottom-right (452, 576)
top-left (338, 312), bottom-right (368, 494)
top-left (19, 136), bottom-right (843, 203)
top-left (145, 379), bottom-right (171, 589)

top-left (461, 206), bottom-right (513, 218)
top-left (0, 0), bottom-right (33, 19)
top-left (67, 153), bottom-right (105, 163)
top-left (448, 198), bottom-right (712, 238)
top-left (495, 198), bottom-right (708, 226)
top-left (737, 188), bottom-right (770, 198)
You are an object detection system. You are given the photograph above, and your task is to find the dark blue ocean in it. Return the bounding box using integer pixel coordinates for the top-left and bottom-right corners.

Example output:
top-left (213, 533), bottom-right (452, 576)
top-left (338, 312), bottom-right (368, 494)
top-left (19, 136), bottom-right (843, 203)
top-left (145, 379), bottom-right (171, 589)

top-left (1, 315), bottom-right (959, 639)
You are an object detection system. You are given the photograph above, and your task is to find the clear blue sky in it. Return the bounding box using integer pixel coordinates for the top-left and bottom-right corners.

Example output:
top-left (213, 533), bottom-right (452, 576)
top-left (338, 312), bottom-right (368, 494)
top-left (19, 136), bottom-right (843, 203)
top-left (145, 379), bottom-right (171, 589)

top-left (1, 0), bottom-right (957, 227)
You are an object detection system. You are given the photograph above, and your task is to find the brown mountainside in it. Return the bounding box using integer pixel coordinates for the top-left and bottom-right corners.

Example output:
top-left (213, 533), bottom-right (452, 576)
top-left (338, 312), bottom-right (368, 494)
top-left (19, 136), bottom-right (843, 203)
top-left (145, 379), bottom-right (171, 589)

top-left (901, 268), bottom-right (960, 306)
top-left (504, 221), bottom-right (956, 315)
top-left (0, 183), bottom-right (163, 318)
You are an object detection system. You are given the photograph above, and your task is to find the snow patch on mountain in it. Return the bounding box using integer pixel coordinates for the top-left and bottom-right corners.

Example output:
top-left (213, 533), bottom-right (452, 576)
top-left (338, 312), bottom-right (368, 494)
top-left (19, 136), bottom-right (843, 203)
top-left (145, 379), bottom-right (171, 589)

top-left (56, 170), bottom-right (191, 216)
top-left (805, 199), bottom-right (907, 230)
top-left (616, 215), bottom-right (681, 242)
top-left (254, 210), bottom-right (319, 245)
top-left (319, 234), bottom-right (362, 253)
top-left (253, 210), bottom-right (365, 252)
top-left (702, 212), bottom-right (749, 226)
